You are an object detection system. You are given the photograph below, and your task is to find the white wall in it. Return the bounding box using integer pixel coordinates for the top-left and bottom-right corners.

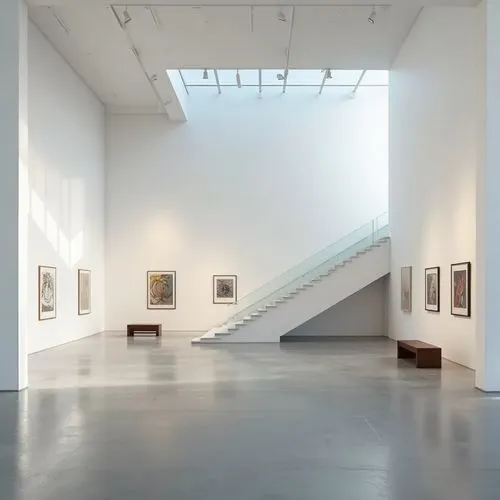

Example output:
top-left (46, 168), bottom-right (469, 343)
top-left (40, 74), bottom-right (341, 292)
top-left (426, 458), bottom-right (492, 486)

top-left (28, 22), bottom-right (105, 353)
top-left (285, 277), bottom-right (388, 337)
top-left (106, 87), bottom-right (388, 332)
top-left (389, 6), bottom-right (482, 368)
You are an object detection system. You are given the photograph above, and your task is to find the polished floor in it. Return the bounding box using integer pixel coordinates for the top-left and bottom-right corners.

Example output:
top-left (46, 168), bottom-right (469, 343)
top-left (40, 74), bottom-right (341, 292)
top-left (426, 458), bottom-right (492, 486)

top-left (1, 333), bottom-right (499, 500)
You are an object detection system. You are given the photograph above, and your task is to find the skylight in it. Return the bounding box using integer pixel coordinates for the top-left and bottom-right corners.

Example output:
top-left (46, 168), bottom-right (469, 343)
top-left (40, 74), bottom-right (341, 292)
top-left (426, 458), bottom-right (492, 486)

top-left (176, 69), bottom-right (388, 94)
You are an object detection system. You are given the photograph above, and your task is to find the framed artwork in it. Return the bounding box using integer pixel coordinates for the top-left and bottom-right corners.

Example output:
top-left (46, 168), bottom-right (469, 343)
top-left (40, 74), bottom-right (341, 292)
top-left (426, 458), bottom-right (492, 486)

top-left (213, 275), bottom-right (237, 304)
top-left (401, 266), bottom-right (412, 312)
top-left (451, 262), bottom-right (471, 317)
top-left (38, 266), bottom-right (56, 320)
top-left (78, 269), bottom-right (91, 315)
top-left (425, 267), bottom-right (440, 312)
top-left (147, 271), bottom-right (176, 309)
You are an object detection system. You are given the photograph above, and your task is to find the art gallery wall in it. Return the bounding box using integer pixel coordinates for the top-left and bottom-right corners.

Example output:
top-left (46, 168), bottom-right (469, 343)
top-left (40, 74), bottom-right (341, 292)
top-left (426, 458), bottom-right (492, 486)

top-left (105, 87), bottom-right (389, 332)
top-left (389, 6), bottom-right (482, 368)
top-left (28, 22), bottom-right (105, 353)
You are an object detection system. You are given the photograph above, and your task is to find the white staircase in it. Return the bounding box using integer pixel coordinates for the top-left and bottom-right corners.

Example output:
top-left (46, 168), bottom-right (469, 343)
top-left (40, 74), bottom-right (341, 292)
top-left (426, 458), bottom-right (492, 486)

top-left (192, 214), bottom-right (390, 344)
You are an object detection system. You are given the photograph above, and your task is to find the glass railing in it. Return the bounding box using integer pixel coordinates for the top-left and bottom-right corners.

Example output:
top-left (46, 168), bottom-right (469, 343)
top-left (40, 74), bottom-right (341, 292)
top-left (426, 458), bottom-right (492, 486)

top-left (223, 213), bottom-right (389, 325)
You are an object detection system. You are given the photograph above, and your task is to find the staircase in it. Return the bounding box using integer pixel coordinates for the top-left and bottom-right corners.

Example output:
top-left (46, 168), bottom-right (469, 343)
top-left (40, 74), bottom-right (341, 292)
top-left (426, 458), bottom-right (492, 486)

top-left (192, 214), bottom-right (390, 344)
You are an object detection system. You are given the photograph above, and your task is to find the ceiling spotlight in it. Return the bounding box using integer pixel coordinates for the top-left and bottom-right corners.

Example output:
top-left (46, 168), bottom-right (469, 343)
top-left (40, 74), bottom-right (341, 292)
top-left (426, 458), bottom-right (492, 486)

top-left (368, 7), bottom-right (377, 24)
top-left (236, 70), bottom-right (242, 88)
top-left (203, 69), bottom-right (209, 80)
top-left (123, 8), bottom-right (132, 25)
top-left (276, 69), bottom-right (288, 81)
top-left (277, 9), bottom-right (287, 22)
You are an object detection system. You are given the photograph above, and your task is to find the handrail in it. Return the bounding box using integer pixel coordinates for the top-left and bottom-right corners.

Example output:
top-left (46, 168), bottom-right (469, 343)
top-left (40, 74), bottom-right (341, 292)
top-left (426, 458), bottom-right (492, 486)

top-left (223, 212), bottom-right (389, 325)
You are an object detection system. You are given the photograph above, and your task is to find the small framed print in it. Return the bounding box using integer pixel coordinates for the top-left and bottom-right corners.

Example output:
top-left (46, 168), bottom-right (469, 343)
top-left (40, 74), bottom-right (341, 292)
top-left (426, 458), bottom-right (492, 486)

top-left (213, 275), bottom-right (237, 304)
top-left (147, 271), bottom-right (176, 310)
top-left (39, 266), bottom-right (56, 320)
top-left (425, 267), bottom-right (440, 312)
top-left (401, 266), bottom-right (412, 312)
top-left (451, 262), bottom-right (471, 317)
top-left (78, 269), bottom-right (91, 315)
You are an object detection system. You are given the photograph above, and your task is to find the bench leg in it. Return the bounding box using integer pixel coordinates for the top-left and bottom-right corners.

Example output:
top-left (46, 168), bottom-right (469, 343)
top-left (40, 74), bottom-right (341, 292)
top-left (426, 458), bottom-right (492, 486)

top-left (416, 350), bottom-right (442, 369)
top-left (127, 327), bottom-right (134, 337)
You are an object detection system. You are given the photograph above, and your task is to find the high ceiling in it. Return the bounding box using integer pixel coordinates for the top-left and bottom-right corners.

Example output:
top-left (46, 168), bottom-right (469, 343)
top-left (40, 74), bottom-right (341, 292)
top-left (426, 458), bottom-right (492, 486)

top-left (27, 0), bottom-right (480, 116)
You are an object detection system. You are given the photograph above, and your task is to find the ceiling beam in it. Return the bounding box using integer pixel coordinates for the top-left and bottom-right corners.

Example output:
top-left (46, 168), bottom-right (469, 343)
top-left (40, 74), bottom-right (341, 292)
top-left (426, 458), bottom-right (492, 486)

top-left (178, 70), bottom-right (190, 95)
top-left (214, 69), bottom-right (222, 94)
top-left (282, 6), bottom-right (295, 94)
top-left (318, 69), bottom-right (331, 94)
top-left (351, 69), bottom-right (367, 96)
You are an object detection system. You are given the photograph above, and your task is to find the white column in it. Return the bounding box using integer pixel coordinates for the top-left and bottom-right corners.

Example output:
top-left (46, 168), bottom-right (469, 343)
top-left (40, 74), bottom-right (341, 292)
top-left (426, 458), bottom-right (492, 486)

top-left (476, 0), bottom-right (500, 391)
top-left (0, 0), bottom-right (28, 391)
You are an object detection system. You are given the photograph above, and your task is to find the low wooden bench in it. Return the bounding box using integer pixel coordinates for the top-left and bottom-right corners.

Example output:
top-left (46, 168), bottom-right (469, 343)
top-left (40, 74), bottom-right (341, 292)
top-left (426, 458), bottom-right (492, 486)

top-left (127, 324), bottom-right (162, 337)
top-left (397, 340), bottom-right (441, 368)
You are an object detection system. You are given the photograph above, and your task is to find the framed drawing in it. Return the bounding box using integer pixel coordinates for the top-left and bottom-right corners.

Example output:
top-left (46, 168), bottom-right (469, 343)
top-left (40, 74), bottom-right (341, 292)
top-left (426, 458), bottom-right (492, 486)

top-left (451, 262), bottom-right (471, 317)
top-left (78, 269), bottom-right (91, 315)
top-left (401, 266), bottom-right (412, 312)
top-left (147, 271), bottom-right (176, 309)
top-left (213, 275), bottom-right (237, 304)
top-left (39, 266), bottom-right (56, 320)
top-left (425, 267), bottom-right (440, 312)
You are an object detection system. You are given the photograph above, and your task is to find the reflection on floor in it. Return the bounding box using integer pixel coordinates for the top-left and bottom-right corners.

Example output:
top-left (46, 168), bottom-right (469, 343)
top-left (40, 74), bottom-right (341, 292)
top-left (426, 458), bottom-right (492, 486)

top-left (1, 332), bottom-right (499, 500)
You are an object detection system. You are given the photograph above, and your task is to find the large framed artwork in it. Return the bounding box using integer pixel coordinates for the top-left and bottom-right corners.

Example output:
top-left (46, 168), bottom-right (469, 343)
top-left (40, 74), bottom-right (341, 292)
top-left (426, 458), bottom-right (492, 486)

top-left (213, 275), bottom-right (237, 304)
top-left (401, 266), bottom-right (412, 312)
top-left (425, 267), bottom-right (440, 312)
top-left (147, 271), bottom-right (176, 310)
top-left (39, 266), bottom-right (56, 320)
top-left (78, 269), bottom-right (91, 315)
top-left (451, 262), bottom-right (471, 317)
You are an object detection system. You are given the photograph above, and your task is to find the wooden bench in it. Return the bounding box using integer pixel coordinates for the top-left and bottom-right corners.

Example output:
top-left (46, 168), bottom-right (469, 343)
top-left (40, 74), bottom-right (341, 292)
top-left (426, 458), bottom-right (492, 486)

top-left (127, 324), bottom-right (162, 337)
top-left (397, 340), bottom-right (441, 368)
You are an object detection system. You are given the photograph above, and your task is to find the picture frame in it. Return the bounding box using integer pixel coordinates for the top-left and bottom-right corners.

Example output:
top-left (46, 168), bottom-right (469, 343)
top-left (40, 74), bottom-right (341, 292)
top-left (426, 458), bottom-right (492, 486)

top-left (78, 269), bottom-right (91, 315)
top-left (147, 271), bottom-right (176, 310)
top-left (424, 267), bottom-right (440, 312)
top-left (38, 266), bottom-right (56, 321)
top-left (401, 266), bottom-right (412, 312)
top-left (213, 275), bottom-right (237, 304)
top-left (451, 262), bottom-right (471, 317)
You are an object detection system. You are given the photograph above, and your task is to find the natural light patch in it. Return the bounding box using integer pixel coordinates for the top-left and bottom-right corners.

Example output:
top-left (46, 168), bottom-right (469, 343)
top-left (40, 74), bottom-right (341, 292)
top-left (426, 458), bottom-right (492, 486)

top-left (70, 230), bottom-right (84, 268)
top-left (175, 69), bottom-right (388, 94)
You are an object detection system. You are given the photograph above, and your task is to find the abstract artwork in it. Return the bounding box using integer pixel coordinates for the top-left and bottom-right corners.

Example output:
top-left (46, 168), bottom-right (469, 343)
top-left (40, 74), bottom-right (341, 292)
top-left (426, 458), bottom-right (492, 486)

top-left (147, 271), bottom-right (176, 309)
top-left (451, 262), bottom-right (471, 317)
top-left (401, 266), bottom-right (412, 312)
top-left (213, 275), bottom-right (237, 304)
top-left (78, 269), bottom-right (91, 315)
top-left (425, 267), bottom-right (440, 312)
top-left (39, 266), bottom-right (56, 320)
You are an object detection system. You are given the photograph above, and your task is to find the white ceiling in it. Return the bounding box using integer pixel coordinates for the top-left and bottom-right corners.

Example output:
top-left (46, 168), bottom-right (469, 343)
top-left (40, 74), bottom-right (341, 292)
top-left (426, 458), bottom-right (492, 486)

top-left (27, 1), bottom-right (480, 115)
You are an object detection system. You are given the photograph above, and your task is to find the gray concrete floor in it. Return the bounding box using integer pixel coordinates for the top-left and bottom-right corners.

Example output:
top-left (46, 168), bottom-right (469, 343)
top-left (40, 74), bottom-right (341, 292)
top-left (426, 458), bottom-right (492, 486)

top-left (1, 332), bottom-right (499, 500)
